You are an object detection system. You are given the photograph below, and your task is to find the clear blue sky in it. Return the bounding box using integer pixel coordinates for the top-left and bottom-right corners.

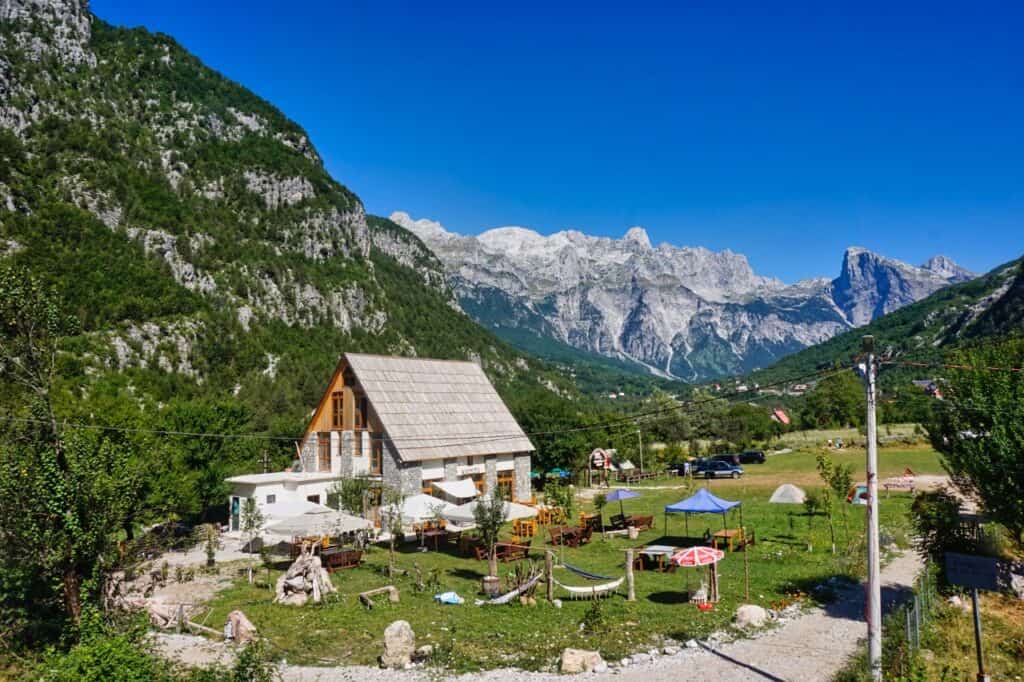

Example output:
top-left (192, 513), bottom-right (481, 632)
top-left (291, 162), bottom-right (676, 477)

top-left (92, 1), bottom-right (1023, 282)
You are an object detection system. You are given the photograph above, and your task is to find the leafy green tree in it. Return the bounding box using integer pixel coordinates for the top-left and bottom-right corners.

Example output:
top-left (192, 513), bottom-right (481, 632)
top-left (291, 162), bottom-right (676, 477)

top-left (0, 267), bottom-right (141, 629)
top-left (0, 431), bottom-right (141, 627)
top-left (928, 338), bottom-right (1024, 544)
top-left (474, 487), bottom-right (510, 581)
top-left (798, 372), bottom-right (865, 429)
top-left (240, 498), bottom-right (265, 583)
top-left (816, 453), bottom-right (854, 545)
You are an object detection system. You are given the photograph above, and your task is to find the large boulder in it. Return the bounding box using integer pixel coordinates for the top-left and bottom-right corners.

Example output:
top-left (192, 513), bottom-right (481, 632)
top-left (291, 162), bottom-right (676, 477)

top-left (734, 604), bottom-right (769, 629)
top-left (561, 648), bottom-right (605, 673)
top-left (227, 610), bottom-right (257, 644)
top-left (381, 620), bottom-right (416, 668)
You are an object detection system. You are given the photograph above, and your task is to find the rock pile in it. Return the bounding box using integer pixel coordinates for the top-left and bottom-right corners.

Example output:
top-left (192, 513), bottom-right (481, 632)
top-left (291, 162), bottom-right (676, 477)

top-left (274, 545), bottom-right (336, 606)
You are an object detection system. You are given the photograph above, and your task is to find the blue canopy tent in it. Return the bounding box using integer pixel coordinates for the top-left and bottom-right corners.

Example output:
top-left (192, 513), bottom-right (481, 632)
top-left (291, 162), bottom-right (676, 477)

top-left (663, 487), bottom-right (743, 538)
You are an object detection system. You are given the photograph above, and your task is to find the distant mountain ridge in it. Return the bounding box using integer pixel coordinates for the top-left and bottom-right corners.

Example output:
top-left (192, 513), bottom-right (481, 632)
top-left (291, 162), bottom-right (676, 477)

top-left (393, 211), bottom-right (974, 381)
top-left (748, 256), bottom-right (1023, 385)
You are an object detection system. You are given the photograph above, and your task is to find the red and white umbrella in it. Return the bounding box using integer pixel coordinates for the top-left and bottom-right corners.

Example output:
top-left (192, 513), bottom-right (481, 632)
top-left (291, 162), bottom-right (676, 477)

top-left (670, 546), bottom-right (724, 567)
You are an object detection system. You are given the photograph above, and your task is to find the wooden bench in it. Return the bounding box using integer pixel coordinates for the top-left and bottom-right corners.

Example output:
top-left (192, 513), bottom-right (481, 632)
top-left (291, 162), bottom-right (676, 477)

top-left (627, 515), bottom-right (654, 532)
top-left (608, 513), bottom-right (628, 530)
top-left (321, 547), bottom-right (363, 572)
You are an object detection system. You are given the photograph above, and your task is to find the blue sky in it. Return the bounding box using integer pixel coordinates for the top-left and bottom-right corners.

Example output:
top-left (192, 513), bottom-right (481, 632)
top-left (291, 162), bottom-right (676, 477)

top-left (92, 1), bottom-right (1022, 282)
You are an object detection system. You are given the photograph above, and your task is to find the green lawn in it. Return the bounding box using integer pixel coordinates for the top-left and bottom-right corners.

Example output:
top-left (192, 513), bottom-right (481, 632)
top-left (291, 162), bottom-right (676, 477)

top-left (201, 448), bottom-right (941, 672)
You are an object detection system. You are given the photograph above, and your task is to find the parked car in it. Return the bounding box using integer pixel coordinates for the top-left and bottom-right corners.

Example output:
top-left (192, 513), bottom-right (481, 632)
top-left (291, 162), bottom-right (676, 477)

top-left (739, 450), bottom-right (766, 464)
top-left (694, 460), bottom-right (744, 479)
top-left (711, 453), bottom-right (741, 466)
top-left (666, 461), bottom-right (692, 476)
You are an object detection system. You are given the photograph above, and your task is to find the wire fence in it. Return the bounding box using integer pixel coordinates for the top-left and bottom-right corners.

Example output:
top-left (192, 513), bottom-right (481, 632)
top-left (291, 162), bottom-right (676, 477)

top-left (888, 561), bottom-right (938, 677)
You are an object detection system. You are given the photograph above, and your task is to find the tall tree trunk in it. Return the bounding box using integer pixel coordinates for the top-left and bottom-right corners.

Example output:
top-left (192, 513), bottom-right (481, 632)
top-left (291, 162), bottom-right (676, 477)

top-left (63, 568), bottom-right (82, 624)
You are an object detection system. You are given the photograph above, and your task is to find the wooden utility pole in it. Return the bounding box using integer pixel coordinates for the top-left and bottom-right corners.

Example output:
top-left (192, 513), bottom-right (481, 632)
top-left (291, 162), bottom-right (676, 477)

top-left (636, 429), bottom-right (644, 473)
top-left (625, 549), bottom-right (636, 601)
top-left (862, 335), bottom-right (882, 681)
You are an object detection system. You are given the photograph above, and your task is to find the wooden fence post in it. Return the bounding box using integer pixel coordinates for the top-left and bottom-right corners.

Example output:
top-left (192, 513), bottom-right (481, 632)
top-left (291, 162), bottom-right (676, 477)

top-left (545, 550), bottom-right (554, 602)
top-left (625, 548), bottom-right (636, 602)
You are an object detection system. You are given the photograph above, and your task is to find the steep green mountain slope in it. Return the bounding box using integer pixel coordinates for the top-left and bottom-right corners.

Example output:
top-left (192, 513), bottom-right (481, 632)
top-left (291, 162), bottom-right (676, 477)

top-left (748, 257), bottom-right (1024, 386)
top-left (0, 2), bottom-right (598, 466)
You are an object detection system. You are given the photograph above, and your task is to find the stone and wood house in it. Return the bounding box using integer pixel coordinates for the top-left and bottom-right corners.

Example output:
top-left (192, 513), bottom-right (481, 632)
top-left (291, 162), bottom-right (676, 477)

top-left (227, 353), bottom-right (534, 528)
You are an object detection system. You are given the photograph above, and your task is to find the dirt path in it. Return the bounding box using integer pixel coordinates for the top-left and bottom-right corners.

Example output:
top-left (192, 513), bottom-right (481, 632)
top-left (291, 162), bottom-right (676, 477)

top-left (606, 550), bottom-right (923, 682)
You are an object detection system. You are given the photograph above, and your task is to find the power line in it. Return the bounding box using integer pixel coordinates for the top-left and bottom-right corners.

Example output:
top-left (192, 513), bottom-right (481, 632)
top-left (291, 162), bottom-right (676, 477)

top-left (0, 366), bottom-right (841, 451)
top-left (880, 360), bottom-right (1023, 373)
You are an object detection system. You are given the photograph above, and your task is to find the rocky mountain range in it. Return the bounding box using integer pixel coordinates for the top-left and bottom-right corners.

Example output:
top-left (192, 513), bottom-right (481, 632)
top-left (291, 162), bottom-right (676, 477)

top-left (392, 212), bottom-right (975, 381)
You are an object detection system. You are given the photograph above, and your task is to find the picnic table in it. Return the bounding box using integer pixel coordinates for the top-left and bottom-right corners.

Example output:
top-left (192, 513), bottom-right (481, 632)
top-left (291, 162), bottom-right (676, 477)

top-left (711, 528), bottom-right (745, 552)
top-left (548, 525), bottom-right (582, 547)
top-left (420, 528), bottom-right (447, 551)
top-left (635, 544), bottom-right (677, 572)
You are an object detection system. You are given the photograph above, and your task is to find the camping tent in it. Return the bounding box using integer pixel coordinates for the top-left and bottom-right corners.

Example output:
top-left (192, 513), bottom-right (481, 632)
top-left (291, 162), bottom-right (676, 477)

top-left (769, 484), bottom-right (806, 504)
top-left (443, 498), bottom-right (538, 526)
top-left (663, 487), bottom-right (742, 537)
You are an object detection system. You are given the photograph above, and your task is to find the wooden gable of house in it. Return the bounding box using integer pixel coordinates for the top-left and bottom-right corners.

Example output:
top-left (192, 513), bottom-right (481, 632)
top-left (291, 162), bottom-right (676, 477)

top-left (302, 358), bottom-right (376, 440)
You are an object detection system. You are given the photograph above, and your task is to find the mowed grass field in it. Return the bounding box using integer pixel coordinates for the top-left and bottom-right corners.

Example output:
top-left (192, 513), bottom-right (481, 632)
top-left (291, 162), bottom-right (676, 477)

top-left (202, 446), bottom-right (943, 671)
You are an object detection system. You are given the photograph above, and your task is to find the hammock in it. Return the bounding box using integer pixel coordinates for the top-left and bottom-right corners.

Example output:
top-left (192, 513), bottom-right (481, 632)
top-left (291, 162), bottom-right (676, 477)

top-left (561, 561), bottom-right (615, 581)
top-left (474, 573), bottom-right (543, 606)
top-left (551, 575), bottom-right (624, 598)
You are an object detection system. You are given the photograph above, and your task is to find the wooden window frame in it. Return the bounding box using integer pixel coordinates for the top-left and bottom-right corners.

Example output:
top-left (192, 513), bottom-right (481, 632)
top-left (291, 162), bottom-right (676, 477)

top-left (354, 394), bottom-right (368, 430)
top-left (421, 481), bottom-right (434, 495)
top-left (370, 436), bottom-right (383, 475)
top-left (317, 433), bottom-right (331, 472)
top-left (497, 471), bottom-right (514, 500)
top-left (331, 391), bottom-right (344, 430)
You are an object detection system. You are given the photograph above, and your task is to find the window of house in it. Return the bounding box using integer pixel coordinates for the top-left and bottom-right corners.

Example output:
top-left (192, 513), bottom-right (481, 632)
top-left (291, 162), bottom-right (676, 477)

top-left (354, 394), bottom-right (368, 429)
top-left (469, 473), bottom-right (485, 494)
top-left (331, 391), bottom-right (344, 429)
top-left (318, 433), bottom-right (330, 471)
top-left (421, 481), bottom-right (433, 495)
top-left (497, 471), bottom-right (514, 500)
top-left (370, 436), bottom-right (383, 475)
top-left (306, 494), bottom-right (321, 504)
top-left (266, 494), bottom-right (276, 504)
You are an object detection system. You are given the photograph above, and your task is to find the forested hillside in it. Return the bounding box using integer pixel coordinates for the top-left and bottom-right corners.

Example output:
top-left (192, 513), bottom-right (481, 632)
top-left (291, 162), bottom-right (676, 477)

top-left (0, 0), bottom-right (614, 521)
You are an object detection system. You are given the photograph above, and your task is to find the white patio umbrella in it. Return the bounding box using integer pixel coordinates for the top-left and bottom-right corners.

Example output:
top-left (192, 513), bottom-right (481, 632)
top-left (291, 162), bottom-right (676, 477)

top-left (265, 506), bottom-right (371, 537)
top-left (401, 494), bottom-right (455, 524)
top-left (442, 498), bottom-right (538, 526)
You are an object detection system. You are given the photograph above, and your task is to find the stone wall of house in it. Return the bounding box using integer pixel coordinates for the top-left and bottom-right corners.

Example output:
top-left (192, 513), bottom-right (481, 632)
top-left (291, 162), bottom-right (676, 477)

top-left (336, 431), bottom-right (353, 478)
top-left (485, 455), bottom-right (497, 495)
top-left (381, 442), bottom-right (420, 496)
top-left (443, 457), bottom-right (459, 481)
top-left (299, 434), bottom-right (316, 472)
top-left (514, 453), bottom-right (532, 502)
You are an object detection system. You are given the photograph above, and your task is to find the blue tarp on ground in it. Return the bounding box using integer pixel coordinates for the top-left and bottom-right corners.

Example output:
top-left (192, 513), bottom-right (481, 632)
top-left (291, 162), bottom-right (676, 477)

top-left (664, 487), bottom-right (740, 514)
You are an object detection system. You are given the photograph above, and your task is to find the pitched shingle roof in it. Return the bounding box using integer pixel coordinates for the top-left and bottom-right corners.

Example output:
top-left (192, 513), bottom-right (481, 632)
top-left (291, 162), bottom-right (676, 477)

top-left (345, 353), bottom-right (535, 462)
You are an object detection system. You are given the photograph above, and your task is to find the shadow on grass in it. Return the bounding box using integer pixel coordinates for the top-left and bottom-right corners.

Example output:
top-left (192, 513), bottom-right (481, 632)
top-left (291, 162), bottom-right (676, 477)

top-left (448, 567), bottom-right (486, 581)
top-left (785, 574), bottom-right (916, 621)
top-left (646, 590), bottom-right (691, 605)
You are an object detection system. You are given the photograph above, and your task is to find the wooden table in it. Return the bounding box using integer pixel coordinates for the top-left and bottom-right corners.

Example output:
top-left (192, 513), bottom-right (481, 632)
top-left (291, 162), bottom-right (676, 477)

top-left (421, 529), bottom-right (447, 551)
top-left (637, 544), bottom-right (677, 572)
top-left (711, 528), bottom-right (745, 552)
top-left (550, 526), bottom-right (581, 547)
